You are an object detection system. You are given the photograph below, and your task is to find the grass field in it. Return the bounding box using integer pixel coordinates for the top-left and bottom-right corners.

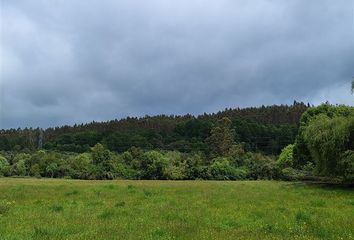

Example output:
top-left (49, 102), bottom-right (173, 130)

top-left (0, 178), bottom-right (353, 240)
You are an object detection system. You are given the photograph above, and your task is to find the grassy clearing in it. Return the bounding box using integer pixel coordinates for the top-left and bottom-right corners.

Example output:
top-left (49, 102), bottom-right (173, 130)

top-left (0, 178), bottom-right (353, 240)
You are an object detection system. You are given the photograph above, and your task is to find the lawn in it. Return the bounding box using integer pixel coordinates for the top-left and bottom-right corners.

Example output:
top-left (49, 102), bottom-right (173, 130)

top-left (0, 178), bottom-right (353, 240)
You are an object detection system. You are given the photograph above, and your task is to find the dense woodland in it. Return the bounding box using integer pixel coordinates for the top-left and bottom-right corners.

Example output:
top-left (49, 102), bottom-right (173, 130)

top-left (0, 103), bottom-right (307, 154)
top-left (0, 102), bottom-right (353, 182)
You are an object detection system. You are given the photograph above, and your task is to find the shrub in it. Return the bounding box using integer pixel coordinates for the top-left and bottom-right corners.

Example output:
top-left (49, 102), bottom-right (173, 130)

top-left (243, 153), bottom-right (279, 180)
top-left (302, 162), bottom-right (315, 173)
top-left (209, 158), bottom-right (247, 180)
top-left (0, 155), bottom-right (10, 176)
top-left (164, 151), bottom-right (187, 180)
top-left (121, 151), bottom-right (133, 165)
top-left (140, 151), bottom-right (168, 179)
top-left (46, 163), bottom-right (59, 178)
top-left (12, 159), bottom-right (27, 176)
top-left (164, 165), bottom-right (186, 180)
top-left (114, 163), bottom-right (139, 179)
top-left (12, 153), bottom-right (31, 165)
top-left (30, 164), bottom-right (41, 178)
top-left (281, 167), bottom-right (306, 181)
top-left (277, 144), bottom-right (294, 169)
top-left (69, 153), bottom-right (93, 179)
top-left (338, 151), bottom-right (354, 182)
top-left (185, 153), bottom-right (205, 179)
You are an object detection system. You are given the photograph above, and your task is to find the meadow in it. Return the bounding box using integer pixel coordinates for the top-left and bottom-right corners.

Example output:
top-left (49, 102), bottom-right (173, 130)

top-left (0, 178), bottom-right (353, 240)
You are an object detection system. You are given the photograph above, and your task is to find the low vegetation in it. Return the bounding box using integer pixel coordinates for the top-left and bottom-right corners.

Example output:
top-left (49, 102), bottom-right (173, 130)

top-left (0, 178), bottom-right (353, 240)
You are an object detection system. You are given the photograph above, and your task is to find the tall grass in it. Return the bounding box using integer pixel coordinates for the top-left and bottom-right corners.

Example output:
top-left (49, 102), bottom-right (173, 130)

top-left (0, 178), bottom-right (353, 240)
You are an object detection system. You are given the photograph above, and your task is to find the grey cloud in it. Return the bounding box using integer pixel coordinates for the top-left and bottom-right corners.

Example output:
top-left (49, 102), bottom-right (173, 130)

top-left (0, 0), bottom-right (353, 129)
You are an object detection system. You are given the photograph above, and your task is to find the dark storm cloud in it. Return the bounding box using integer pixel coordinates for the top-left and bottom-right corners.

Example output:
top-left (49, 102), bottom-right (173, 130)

top-left (1, 0), bottom-right (353, 129)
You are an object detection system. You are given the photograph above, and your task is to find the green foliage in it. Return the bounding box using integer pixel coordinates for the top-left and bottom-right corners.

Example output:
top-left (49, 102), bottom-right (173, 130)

top-left (114, 163), bottom-right (139, 179)
top-left (90, 143), bottom-right (115, 179)
top-left (302, 162), bottom-right (315, 173)
top-left (233, 119), bottom-right (298, 154)
top-left (121, 151), bottom-right (133, 165)
top-left (184, 153), bottom-right (207, 179)
top-left (293, 133), bottom-right (311, 167)
top-left (277, 144), bottom-right (294, 169)
top-left (46, 163), bottom-right (59, 178)
top-left (299, 104), bottom-right (354, 128)
top-left (140, 151), bottom-right (168, 179)
top-left (303, 115), bottom-right (353, 177)
top-left (338, 151), bottom-right (354, 182)
top-left (0, 148), bottom-right (288, 180)
top-left (209, 158), bottom-right (247, 180)
top-left (30, 164), bottom-right (41, 178)
top-left (5, 104), bottom-right (353, 182)
top-left (0, 155), bottom-right (10, 176)
top-left (294, 104), bottom-right (354, 167)
top-left (12, 153), bottom-right (31, 164)
top-left (290, 103), bottom-right (354, 182)
top-left (69, 153), bottom-right (94, 179)
top-left (0, 104), bottom-right (308, 156)
top-left (280, 168), bottom-right (307, 181)
top-left (206, 117), bottom-right (236, 158)
top-left (12, 159), bottom-right (27, 176)
top-left (163, 151), bottom-right (187, 180)
top-left (91, 143), bottom-right (110, 165)
top-left (243, 153), bottom-right (278, 180)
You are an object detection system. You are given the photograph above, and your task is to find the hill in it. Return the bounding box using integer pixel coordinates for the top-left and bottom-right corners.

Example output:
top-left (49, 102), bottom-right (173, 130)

top-left (0, 102), bottom-right (309, 155)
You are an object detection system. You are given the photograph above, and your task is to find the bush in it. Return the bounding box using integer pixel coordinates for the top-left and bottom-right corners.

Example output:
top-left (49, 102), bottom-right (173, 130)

top-left (277, 144), bottom-right (294, 169)
top-left (0, 155), bottom-right (10, 176)
top-left (140, 151), bottom-right (168, 179)
top-left (185, 153), bottom-right (205, 179)
top-left (243, 153), bottom-right (279, 180)
top-left (30, 164), bottom-right (41, 178)
top-left (69, 153), bottom-right (93, 179)
top-left (164, 165), bottom-right (186, 180)
top-left (12, 153), bottom-right (31, 165)
top-left (209, 158), bottom-right (247, 180)
top-left (164, 151), bottom-right (187, 180)
top-left (338, 151), bottom-right (354, 182)
top-left (280, 167), bottom-right (306, 181)
top-left (46, 163), bottom-right (59, 178)
top-left (121, 151), bottom-right (133, 165)
top-left (114, 163), bottom-right (139, 179)
top-left (12, 159), bottom-right (27, 176)
top-left (302, 162), bottom-right (315, 173)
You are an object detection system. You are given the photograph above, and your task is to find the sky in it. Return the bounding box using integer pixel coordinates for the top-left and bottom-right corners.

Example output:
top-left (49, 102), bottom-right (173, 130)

top-left (0, 0), bottom-right (353, 129)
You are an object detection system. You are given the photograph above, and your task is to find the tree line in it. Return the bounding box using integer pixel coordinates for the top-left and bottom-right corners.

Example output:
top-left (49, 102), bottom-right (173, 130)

top-left (0, 102), bottom-right (308, 155)
top-left (0, 118), bottom-right (282, 180)
top-left (0, 102), bottom-right (353, 182)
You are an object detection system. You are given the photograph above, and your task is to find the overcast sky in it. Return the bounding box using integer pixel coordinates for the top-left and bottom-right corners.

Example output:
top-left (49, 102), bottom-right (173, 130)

top-left (0, 0), bottom-right (353, 129)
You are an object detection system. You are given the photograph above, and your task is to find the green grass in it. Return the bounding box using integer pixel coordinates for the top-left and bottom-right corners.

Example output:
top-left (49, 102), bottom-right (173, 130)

top-left (0, 178), bottom-right (353, 240)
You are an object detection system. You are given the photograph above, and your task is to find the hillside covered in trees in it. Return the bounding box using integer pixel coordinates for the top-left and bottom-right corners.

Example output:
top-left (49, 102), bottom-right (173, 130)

top-left (1, 102), bottom-right (353, 183)
top-left (0, 102), bottom-right (308, 154)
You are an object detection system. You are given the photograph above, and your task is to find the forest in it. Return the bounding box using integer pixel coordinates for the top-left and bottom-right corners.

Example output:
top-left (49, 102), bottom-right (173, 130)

top-left (0, 102), bottom-right (353, 182)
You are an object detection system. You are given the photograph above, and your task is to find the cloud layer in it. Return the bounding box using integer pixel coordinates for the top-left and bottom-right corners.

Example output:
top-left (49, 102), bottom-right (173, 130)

top-left (1, 0), bottom-right (353, 129)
